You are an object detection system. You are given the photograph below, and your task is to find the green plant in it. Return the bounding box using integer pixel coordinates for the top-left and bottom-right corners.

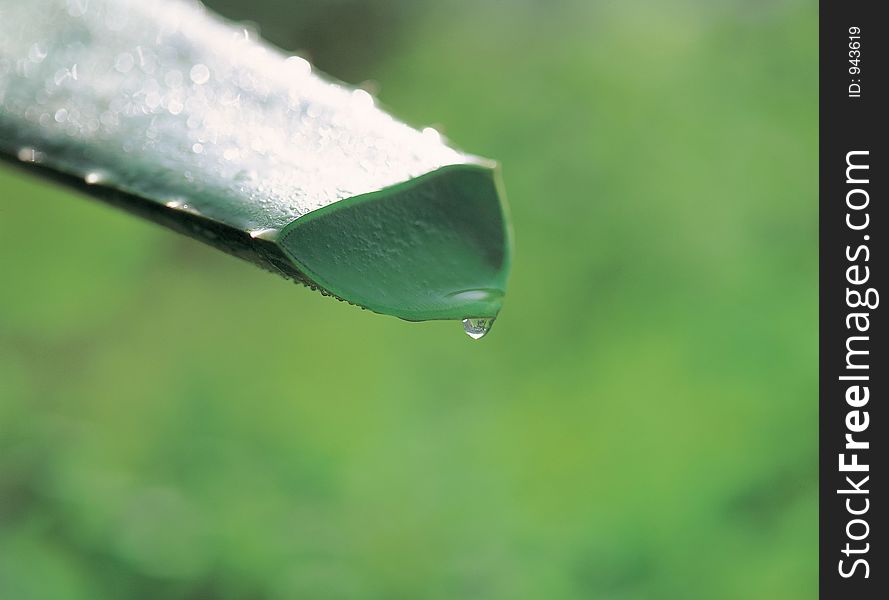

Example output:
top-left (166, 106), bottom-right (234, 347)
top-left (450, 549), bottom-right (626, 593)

top-left (0, 0), bottom-right (512, 325)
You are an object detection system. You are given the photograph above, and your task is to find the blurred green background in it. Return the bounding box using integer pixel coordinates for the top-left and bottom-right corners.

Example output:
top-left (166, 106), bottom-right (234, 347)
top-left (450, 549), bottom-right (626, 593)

top-left (0, 0), bottom-right (816, 598)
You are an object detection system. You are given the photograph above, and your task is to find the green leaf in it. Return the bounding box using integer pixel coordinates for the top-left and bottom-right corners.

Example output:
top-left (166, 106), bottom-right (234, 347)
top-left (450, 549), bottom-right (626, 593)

top-left (0, 0), bottom-right (511, 322)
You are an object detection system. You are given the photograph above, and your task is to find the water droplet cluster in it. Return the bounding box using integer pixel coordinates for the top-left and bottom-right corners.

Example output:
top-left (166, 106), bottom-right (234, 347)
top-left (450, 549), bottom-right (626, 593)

top-left (0, 0), bottom-right (477, 235)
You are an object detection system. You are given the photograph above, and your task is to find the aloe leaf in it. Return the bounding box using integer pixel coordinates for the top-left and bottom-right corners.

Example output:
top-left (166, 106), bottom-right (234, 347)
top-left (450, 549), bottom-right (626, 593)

top-left (0, 0), bottom-right (511, 324)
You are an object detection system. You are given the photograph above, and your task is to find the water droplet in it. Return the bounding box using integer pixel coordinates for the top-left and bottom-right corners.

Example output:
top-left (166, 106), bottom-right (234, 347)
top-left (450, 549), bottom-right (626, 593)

top-left (17, 147), bottom-right (41, 162)
top-left (447, 288), bottom-right (502, 303)
top-left (84, 171), bottom-right (103, 184)
top-left (53, 67), bottom-right (71, 85)
top-left (115, 52), bottom-right (134, 73)
top-left (462, 317), bottom-right (494, 340)
top-left (145, 91), bottom-right (162, 110)
top-left (422, 127), bottom-right (441, 143)
top-left (28, 43), bottom-right (47, 63)
top-left (189, 63), bottom-right (210, 85)
top-left (248, 227), bottom-right (278, 240)
top-left (351, 88), bottom-right (374, 109)
top-left (284, 55), bottom-right (311, 77)
top-left (135, 46), bottom-right (146, 68)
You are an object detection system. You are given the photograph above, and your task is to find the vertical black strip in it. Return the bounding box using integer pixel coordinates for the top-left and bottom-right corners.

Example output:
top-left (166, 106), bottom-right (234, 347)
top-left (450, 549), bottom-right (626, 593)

top-left (820, 1), bottom-right (884, 597)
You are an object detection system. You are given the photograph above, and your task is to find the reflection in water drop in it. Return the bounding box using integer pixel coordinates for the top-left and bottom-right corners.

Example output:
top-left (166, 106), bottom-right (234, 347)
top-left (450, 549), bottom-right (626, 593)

top-left (462, 317), bottom-right (495, 340)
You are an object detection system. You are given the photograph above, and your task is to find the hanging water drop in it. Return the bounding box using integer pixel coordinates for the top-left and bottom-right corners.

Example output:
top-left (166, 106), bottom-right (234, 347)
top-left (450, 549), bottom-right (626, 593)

top-left (462, 317), bottom-right (494, 340)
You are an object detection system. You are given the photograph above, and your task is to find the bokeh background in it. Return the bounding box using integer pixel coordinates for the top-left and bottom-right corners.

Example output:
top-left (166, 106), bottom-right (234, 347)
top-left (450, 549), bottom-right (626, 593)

top-left (0, 0), bottom-right (817, 598)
